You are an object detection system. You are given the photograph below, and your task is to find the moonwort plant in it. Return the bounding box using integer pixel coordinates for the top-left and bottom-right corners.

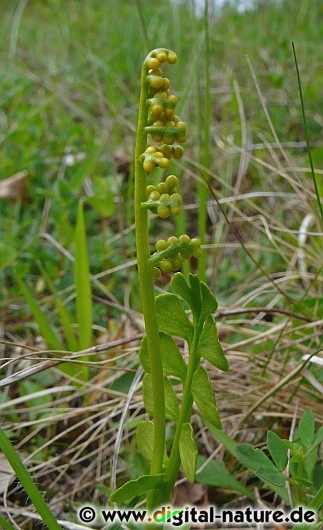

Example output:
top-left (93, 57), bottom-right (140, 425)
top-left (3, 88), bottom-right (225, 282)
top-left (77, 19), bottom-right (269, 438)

top-left (111, 49), bottom-right (228, 511)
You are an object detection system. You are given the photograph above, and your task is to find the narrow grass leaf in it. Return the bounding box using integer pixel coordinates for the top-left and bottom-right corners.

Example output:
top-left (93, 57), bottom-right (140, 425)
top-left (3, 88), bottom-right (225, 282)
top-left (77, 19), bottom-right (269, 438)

top-left (16, 275), bottom-right (63, 351)
top-left (74, 201), bottom-right (92, 381)
top-left (36, 260), bottom-right (79, 352)
top-left (292, 42), bottom-right (323, 223)
top-left (0, 426), bottom-right (63, 530)
top-left (0, 515), bottom-right (17, 530)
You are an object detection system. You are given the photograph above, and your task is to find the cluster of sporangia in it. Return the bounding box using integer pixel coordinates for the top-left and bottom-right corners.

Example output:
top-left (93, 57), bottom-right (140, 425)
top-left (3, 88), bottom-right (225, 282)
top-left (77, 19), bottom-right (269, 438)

top-left (139, 50), bottom-right (202, 279)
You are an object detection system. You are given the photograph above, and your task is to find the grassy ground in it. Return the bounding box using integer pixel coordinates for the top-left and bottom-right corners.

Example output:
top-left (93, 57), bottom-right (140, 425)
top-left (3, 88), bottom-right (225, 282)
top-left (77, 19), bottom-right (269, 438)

top-left (0, 0), bottom-right (322, 528)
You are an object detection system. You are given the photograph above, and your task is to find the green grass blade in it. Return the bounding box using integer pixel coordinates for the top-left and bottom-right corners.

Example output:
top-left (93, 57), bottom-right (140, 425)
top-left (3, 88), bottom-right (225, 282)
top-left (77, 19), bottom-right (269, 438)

top-left (292, 42), bottom-right (323, 223)
top-left (0, 426), bottom-right (63, 530)
top-left (74, 201), bottom-right (92, 380)
top-left (16, 275), bottom-right (63, 351)
top-left (0, 515), bottom-right (17, 530)
top-left (198, 0), bottom-right (211, 282)
top-left (36, 260), bottom-right (79, 352)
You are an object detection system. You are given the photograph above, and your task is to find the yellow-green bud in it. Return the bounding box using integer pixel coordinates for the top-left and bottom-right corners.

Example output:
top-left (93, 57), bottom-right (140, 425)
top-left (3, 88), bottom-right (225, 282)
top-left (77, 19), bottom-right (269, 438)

top-left (163, 78), bottom-right (171, 90)
top-left (160, 145), bottom-right (173, 159)
top-left (153, 267), bottom-right (161, 279)
top-left (191, 238), bottom-right (202, 258)
top-left (156, 239), bottom-right (168, 251)
top-left (180, 249), bottom-right (193, 260)
top-left (167, 236), bottom-right (178, 246)
top-left (143, 159), bottom-right (155, 172)
top-left (165, 175), bottom-right (178, 190)
top-left (147, 184), bottom-right (156, 195)
top-left (192, 247), bottom-right (203, 258)
top-left (147, 75), bottom-right (164, 89)
top-left (164, 108), bottom-right (175, 120)
top-left (158, 157), bottom-right (169, 169)
top-left (151, 133), bottom-right (163, 143)
top-left (173, 146), bottom-right (184, 159)
top-left (170, 206), bottom-right (181, 216)
top-left (163, 136), bottom-right (175, 145)
top-left (168, 94), bottom-right (178, 106)
top-left (146, 57), bottom-right (160, 70)
top-left (172, 257), bottom-right (183, 271)
top-left (157, 182), bottom-right (167, 194)
top-left (157, 205), bottom-right (170, 218)
top-left (149, 190), bottom-right (160, 201)
top-left (160, 259), bottom-right (173, 273)
top-left (160, 193), bottom-right (170, 202)
top-left (151, 103), bottom-right (164, 117)
top-left (156, 51), bottom-right (168, 63)
top-left (167, 51), bottom-right (177, 64)
top-left (179, 234), bottom-right (191, 245)
top-left (145, 146), bottom-right (158, 154)
top-left (154, 91), bottom-right (167, 99)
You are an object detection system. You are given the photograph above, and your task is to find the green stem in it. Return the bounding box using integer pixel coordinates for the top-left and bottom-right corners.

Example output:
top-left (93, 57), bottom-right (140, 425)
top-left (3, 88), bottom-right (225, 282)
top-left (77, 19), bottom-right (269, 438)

top-left (156, 322), bottom-right (202, 505)
top-left (135, 55), bottom-right (166, 509)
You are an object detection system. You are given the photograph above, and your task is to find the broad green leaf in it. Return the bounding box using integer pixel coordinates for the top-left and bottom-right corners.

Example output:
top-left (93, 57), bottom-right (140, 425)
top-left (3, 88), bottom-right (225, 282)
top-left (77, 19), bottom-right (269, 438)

top-left (191, 366), bottom-right (222, 428)
top-left (235, 443), bottom-right (285, 487)
top-left (267, 431), bottom-right (288, 472)
top-left (74, 201), bottom-right (93, 351)
top-left (188, 274), bottom-right (202, 315)
top-left (155, 293), bottom-right (193, 343)
top-left (139, 333), bottom-right (187, 381)
top-left (196, 456), bottom-right (253, 499)
top-left (16, 275), bottom-right (63, 351)
top-left (200, 281), bottom-right (218, 317)
top-left (198, 315), bottom-right (228, 371)
top-left (298, 408), bottom-right (315, 447)
top-left (137, 421), bottom-right (169, 468)
top-left (179, 423), bottom-right (198, 483)
top-left (305, 426), bottom-right (323, 457)
top-left (110, 473), bottom-right (166, 502)
top-left (170, 273), bottom-right (218, 329)
top-left (171, 272), bottom-right (194, 308)
top-left (142, 374), bottom-right (179, 421)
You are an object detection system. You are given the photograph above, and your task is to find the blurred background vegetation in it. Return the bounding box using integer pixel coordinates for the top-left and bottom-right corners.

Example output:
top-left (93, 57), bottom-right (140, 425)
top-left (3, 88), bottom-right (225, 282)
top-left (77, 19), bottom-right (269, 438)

top-left (0, 0), bottom-right (322, 526)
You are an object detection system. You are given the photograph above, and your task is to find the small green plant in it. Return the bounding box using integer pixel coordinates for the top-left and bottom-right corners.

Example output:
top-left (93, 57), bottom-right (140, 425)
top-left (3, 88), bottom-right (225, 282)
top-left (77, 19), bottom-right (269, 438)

top-left (234, 408), bottom-right (323, 528)
top-left (110, 48), bottom-right (228, 510)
